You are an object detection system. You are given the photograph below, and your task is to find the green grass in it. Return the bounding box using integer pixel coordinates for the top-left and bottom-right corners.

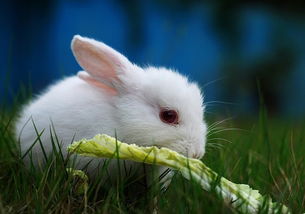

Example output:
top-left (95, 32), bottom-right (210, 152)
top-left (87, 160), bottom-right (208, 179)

top-left (1, 101), bottom-right (305, 213)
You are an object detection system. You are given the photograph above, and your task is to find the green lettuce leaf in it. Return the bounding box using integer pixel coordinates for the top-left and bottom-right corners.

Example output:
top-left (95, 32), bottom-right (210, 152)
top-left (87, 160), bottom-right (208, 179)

top-left (67, 134), bottom-right (290, 214)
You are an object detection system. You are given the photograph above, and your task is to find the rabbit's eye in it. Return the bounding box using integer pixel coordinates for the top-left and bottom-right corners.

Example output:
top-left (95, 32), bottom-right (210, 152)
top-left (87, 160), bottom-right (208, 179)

top-left (159, 109), bottom-right (179, 125)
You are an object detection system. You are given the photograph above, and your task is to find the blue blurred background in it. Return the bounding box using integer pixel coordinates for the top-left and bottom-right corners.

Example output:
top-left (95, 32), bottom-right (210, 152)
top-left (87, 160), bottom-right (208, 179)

top-left (1, 0), bottom-right (305, 119)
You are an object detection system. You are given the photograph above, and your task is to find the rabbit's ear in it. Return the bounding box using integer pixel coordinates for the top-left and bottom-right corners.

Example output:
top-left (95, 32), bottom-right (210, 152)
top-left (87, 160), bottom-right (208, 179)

top-left (77, 71), bottom-right (118, 95)
top-left (71, 35), bottom-right (132, 95)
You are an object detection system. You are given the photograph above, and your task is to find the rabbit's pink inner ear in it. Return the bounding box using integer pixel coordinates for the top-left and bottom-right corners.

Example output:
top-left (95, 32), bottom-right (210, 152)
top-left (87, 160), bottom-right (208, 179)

top-left (71, 35), bottom-right (126, 82)
top-left (78, 72), bottom-right (118, 96)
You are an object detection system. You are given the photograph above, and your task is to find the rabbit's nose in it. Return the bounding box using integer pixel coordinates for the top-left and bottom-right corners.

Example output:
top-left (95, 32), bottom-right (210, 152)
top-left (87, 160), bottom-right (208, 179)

top-left (192, 153), bottom-right (201, 159)
top-left (191, 148), bottom-right (204, 159)
top-left (192, 153), bottom-right (198, 159)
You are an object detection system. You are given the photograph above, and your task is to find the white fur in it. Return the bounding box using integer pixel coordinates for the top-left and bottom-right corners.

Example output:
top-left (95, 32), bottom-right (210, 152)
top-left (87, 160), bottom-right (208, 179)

top-left (15, 35), bottom-right (207, 178)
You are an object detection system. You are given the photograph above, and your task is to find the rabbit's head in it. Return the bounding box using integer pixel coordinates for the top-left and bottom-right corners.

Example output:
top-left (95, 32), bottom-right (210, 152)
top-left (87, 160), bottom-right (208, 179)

top-left (72, 35), bottom-right (206, 159)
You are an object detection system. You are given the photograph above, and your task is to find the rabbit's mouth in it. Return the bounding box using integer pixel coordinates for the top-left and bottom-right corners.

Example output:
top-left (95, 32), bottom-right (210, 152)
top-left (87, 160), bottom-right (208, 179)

top-left (150, 143), bottom-right (173, 151)
top-left (152, 142), bottom-right (189, 157)
top-left (154, 141), bottom-right (204, 160)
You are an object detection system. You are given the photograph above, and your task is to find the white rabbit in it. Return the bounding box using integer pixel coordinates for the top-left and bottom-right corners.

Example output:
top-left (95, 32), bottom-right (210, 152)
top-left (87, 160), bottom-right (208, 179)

top-left (15, 35), bottom-right (207, 183)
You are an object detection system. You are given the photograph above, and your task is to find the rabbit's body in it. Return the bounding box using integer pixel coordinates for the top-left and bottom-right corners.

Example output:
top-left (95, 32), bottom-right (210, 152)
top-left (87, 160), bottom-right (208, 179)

top-left (15, 35), bottom-right (207, 184)
top-left (16, 76), bottom-right (117, 158)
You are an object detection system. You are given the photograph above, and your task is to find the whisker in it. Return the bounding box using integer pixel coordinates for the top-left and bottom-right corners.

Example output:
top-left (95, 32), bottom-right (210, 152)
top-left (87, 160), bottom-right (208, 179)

top-left (207, 117), bottom-right (233, 131)
top-left (207, 125), bottom-right (228, 133)
top-left (207, 128), bottom-right (244, 137)
top-left (202, 77), bottom-right (226, 90)
top-left (204, 101), bottom-right (238, 106)
top-left (206, 142), bottom-right (225, 150)
top-left (208, 137), bottom-right (233, 144)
